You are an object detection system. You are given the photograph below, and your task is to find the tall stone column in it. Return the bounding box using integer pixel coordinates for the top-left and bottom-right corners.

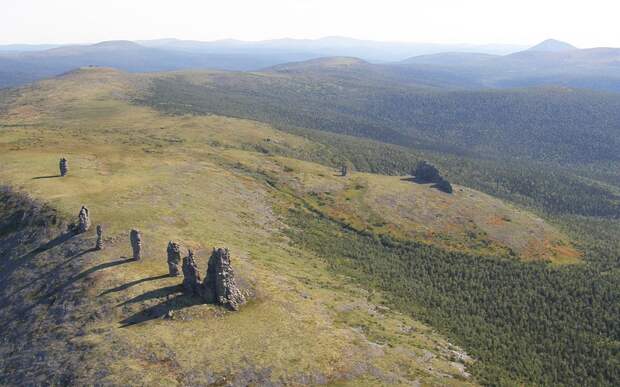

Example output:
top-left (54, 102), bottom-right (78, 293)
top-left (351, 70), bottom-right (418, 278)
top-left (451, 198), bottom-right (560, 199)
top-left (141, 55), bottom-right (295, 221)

top-left (95, 225), bottom-right (103, 250)
top-left (167, 241), bottom-right (182, 276)
top-left (182, 249), bottom-right (202, 294)
top-left (130, 229), bottom-right (142, 261)
top-left (77, 206), bottom-right (90, 233)
top-left (59, 158), bottom-right (68, 177)
top-left (203, 248), bottom-right (246, 311)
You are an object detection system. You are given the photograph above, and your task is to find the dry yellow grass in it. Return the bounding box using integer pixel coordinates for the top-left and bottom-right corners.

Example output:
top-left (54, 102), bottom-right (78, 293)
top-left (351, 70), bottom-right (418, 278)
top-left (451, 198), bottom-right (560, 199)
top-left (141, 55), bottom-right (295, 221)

top-left (226, 153), bottom-right (580, 263)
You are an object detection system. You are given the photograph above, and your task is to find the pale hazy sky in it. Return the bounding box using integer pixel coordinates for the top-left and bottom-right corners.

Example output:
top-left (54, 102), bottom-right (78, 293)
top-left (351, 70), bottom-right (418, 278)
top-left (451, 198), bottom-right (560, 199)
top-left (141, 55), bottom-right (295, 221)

top-left (2, 0), bottom-right (619, 47)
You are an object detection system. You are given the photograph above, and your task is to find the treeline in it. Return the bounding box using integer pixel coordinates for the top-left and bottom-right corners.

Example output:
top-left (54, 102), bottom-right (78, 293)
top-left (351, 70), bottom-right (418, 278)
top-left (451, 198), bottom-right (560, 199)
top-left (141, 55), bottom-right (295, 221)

top-left (285, 207), bottom-right (620, 386)
top-left (270, 126), bottom-right (620, 221)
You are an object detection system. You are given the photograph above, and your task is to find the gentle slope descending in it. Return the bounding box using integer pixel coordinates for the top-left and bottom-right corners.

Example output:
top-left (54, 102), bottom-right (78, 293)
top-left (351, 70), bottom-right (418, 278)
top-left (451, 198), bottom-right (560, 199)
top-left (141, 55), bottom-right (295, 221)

top-left (1, 68), bottom-right (617, 386)
top-left (0, 68), bottom-right (476, 385)
top-left (223, 153), bottom-right (578, 262)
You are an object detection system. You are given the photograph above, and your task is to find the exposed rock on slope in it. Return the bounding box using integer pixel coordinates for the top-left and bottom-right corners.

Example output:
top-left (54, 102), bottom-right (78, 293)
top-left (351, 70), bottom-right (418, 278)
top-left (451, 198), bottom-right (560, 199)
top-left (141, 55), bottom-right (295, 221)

top-left (181, 249), bottom-right (202, 294)
top-left (77, 206), bottom-right (90, 233)
top-left (59, 157), bottom-right (68, 177)
top-left (166, 241), bottom-right (181, 276)
top-left (181, 247), bottom-right (247, 310)
top-left (95, 224), bottom-right (103, 250)
top-left (129, 229), bottom-right (142, 260)
top-left (203, 247), bottom-right (247, 311)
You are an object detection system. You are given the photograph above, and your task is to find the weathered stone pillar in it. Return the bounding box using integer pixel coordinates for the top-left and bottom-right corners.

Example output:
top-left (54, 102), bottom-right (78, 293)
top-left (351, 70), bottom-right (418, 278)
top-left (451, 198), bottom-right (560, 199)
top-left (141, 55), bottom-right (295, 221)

top-left (59, 158), bottom-right (68, 177)
top-left (203, 248), bottom-right (246, 311)
top-left (95, 224), bottom-right (103, 250)
top-left (130, 229), bottom-right (142, 261)
top-left (182, 249), bottom-right (202, 294)
top-left (341, 165), bottom-right (348, 177)
top-left (77, 206), bottom-right (90, 233)
top-left (167, 241), bottom-right (182, 276)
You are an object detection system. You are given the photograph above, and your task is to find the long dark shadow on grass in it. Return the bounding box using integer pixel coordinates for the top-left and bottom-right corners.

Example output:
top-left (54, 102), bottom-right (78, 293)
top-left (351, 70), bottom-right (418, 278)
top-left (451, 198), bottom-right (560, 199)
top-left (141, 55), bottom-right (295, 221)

top-left (118, 284), bottom-right (182, 306)
top-left (0, 231), bottom-right (76, 287)
top-left (32, 175), bottom-right (62, 180)
top-left (14, 246), bottom-right (99, 293)
top-left (40, 257), bottom-right (134, 300)
top-left (119, 291), bottom-right (203, 327)
top-left (99, 274), bottom-right (171, 297)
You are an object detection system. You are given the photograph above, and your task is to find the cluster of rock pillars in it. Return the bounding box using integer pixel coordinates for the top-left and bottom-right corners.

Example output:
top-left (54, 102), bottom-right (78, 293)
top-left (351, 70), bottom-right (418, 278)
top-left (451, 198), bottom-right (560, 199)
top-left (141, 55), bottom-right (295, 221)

top-left (61, 158), bottom-right (247, 311)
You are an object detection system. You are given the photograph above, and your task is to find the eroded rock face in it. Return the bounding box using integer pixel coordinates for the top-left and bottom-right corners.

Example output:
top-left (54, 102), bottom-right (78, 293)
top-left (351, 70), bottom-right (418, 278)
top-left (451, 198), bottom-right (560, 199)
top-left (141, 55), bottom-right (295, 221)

top-left (167, 241), bottom-right (182, 277)
top-left (182, 249), bottom-right (202, 294)
top-left (130, 229), bottom-right (142, 261)
top-left (95, 224), bottom-right (103, 250)
top-left (59, 158), bottom-right (68, 177)
top-left (203, 248), bottom-right (246, 311)
top-left (77, 206), bottom-right (90, 233)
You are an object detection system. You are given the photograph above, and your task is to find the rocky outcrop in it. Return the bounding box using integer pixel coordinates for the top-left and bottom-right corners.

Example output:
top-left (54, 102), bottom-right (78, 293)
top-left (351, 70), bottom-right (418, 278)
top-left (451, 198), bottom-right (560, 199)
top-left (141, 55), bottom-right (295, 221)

top-left (179, 247), bottom-right (247, 310)
top-left (59, 158), bottom-right (68, 177)
top-left (182, 249), bottom-right (202, 294)
top-left (77, 206), bottom-right (90, 233)
top-left (130, 229), bottom-right (142, 261)
top-left (341, 165), bottom-right (348, 177)
top-left (166, 241), bottom-right (182, 277)
top-left (203, 248), bottom-right (246, 311)
top-left (95, 224), bottom-right (103, 250)
top-left (412, 161), bottom-right (453, 194)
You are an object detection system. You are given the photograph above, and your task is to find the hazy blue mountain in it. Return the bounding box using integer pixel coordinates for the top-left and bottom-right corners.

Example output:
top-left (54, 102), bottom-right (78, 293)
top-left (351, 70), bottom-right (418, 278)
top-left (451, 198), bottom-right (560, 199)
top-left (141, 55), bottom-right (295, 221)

top-left (2, 37), bottom-right (619, 92)
top-left (0, 43), bottom-right (62, 52)
top-left (527, 38), bottom-right (577, 52)
top-left (400, 52), bottom-right (499, 66)
top-left (0, 37), bottom-right (525, 89)
top-left (0, 40), bottom-right (317, 88)
top-left (397, 40), bottom-right (620, 92)
top-left (137, 36), bottom-right (525, 62)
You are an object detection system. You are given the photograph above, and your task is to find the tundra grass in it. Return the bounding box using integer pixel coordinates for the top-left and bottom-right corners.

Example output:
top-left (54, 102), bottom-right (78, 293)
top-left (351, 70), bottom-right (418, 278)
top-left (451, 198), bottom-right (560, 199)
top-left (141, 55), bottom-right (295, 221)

top-left (0, 68), bottom-right (475, 385)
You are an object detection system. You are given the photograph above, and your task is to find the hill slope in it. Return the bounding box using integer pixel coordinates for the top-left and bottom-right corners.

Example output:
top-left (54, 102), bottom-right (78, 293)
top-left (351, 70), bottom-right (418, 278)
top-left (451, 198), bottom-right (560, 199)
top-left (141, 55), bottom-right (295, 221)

top-left (0, 67), bottom-right (479, 385)
top-left (143, 66), bottom-right (620, 165)
top-left (1, 68), bottom-right (618, 386)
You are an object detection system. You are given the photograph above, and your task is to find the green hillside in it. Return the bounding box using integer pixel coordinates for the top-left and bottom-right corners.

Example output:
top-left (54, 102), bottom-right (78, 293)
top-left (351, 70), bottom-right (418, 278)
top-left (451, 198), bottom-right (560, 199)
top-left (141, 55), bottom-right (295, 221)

top-left (143, 66), bottom-right (620, 164)
top-left (0, 68), bottom-right (477, 385)
top-left (0, 68), bottom-right (619, 386)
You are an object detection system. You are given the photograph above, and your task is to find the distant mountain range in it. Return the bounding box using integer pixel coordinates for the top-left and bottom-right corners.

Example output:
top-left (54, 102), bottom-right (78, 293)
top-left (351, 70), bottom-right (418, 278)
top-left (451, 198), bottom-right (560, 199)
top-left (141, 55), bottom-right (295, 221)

top-left (0, 43), bottom-right (62, 52)
top-left (1, 37), bottom-right (619, 92)
top-left (0, 40), bottom-right (316, 88)
top-left (398, 39), bottom-right (620, 92)
top-left (136, 36), bottom-right (525, 61)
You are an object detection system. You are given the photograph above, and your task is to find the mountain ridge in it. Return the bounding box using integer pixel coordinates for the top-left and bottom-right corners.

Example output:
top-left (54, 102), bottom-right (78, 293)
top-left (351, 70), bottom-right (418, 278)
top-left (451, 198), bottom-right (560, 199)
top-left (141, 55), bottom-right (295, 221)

top-left (528, 38), bottom-right (577, 52)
